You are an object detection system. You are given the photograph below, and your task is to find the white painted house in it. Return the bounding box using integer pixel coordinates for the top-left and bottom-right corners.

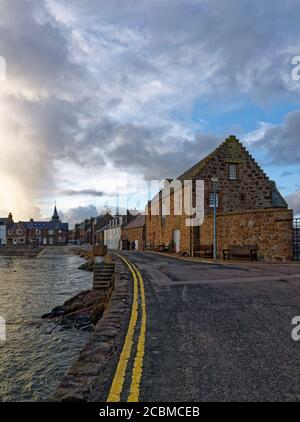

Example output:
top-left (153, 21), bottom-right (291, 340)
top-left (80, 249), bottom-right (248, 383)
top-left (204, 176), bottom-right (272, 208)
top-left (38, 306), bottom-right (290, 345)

top-left (104, 214), bottom-right (135, 250)
top-left (104, 216), bottom-right (124, 250)
top-left (0, 219), bottom-right (8, 246)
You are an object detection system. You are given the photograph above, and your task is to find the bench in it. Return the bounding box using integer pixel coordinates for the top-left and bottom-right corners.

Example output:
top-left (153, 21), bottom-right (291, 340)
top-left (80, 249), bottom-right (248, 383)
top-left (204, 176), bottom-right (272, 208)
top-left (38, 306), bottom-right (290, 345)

top-left (223, 244), bottom-right (258, 261)
top-left (194, 244), bottom-right (214, 259)
top-left (152, 244), bottom-right (163, 252)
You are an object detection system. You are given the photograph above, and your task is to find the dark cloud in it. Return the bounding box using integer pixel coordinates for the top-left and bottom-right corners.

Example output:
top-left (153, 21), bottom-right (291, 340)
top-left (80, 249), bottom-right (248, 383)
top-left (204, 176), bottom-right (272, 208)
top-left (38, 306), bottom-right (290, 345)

top-left (281, 170), bottom-right (295, 178)
top-left (60, 205), bottom-right (99, 226)
top-left (1, 0), bottom-right (300, 218)
top-left (257, 110), bottom-right (300, 165)
top-left (62, 189), bottom-right (104, 197)
top-left (108, 125), bottom-right (220, 179)
top-left (286, 190), bottom-right (300, 216)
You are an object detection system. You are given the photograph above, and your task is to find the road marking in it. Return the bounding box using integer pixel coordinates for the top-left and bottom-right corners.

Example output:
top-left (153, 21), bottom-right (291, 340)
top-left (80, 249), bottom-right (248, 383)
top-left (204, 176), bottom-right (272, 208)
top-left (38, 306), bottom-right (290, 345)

top-left (107, 255), bottom-right (139, 402)
top-left (123, 256), bottom-right (147, 402)
top-left (107, 254), bottom-right (146, 402)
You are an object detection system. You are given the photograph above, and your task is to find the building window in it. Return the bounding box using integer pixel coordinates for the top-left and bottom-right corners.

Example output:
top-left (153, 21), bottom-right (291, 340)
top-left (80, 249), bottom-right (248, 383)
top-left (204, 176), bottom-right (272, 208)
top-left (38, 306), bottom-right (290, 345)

top-left (36, 229), bottom-right (41, 235)
top-left (17, 229), bottom-right (22, 235)
top-left (240, 192), bottom-right (246, 202)
top-left (209, 192), bottom-right (219, 208)
top-left (228, 163), bottom-right (237, 180)
top-left (49, 230), bottom-right (54, 235)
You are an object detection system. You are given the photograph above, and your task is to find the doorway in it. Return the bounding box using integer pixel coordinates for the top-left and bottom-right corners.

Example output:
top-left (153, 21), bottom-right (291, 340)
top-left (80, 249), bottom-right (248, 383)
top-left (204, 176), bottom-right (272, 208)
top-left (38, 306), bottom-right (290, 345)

top-left (173, 230), bottom-right (181, 253)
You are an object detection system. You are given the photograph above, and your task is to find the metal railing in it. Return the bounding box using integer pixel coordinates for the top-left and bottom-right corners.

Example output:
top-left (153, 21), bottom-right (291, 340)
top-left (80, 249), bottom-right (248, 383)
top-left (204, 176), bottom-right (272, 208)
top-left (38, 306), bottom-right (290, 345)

top-left (293, 218), bottom-right (300, 261)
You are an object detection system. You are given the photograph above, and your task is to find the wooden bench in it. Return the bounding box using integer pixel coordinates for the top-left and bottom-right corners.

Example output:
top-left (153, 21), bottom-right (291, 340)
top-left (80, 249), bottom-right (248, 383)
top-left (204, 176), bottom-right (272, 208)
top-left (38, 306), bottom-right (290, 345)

top-left (194, 244), bottom-right (214, 259)
top-left (223, 244), bottom-right (258, 261)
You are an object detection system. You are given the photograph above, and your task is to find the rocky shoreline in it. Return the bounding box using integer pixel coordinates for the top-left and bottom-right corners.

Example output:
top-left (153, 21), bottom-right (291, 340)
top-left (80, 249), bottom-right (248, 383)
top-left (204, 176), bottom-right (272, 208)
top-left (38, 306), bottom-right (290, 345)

top-left (0, 246), bottom-right (44, 257)
top-left (53, 257), bottom-right (132, 401)
top-left (41, 247), bottom-right (109, 331)
top-left (41, 289), bottom-right (106, 331)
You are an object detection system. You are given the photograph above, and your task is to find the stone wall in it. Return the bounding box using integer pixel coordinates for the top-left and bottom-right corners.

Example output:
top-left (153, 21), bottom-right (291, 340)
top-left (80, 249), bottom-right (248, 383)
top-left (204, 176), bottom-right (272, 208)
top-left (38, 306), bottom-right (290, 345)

top-left (200, 208), bottom-right (294, 261)
top-left (121, 227), bottom-right (145, 251)
top-left (181, 136), bottom-right (287, 216)
top-left (146, 204), bottom-right (192, 254)
top-left (53, 258), bottom-right (132, 401)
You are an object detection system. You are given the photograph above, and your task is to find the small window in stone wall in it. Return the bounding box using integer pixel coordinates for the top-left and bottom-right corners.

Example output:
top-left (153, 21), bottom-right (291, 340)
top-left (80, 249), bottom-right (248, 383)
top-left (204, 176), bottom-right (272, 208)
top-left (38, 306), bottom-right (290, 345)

top-left (228, 163), bottom-right (238, 180)
top-left (239, 192), bottom-right (246, 202)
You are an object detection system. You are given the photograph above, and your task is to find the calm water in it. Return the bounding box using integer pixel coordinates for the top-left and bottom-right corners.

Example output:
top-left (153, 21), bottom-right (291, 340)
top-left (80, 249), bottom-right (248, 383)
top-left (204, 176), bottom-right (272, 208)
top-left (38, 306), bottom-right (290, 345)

top-left (0, 251), bottom-right (93, 402)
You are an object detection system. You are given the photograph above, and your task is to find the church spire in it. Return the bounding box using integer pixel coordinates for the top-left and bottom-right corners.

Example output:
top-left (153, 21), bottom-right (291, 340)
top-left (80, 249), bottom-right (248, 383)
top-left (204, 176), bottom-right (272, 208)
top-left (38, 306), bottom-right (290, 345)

top-left (52, 204), bottom-right (60, 222)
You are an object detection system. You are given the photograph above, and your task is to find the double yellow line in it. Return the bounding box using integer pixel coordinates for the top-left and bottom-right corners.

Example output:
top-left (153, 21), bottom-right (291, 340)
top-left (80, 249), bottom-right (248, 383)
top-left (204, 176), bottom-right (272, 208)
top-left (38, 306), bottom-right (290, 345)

top-left (107, 254), bottom-right (146, 402)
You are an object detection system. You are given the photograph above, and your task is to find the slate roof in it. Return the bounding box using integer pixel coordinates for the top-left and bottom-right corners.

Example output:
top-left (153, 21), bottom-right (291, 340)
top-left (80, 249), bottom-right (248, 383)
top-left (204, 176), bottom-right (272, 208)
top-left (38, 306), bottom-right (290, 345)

top-left (123, 214), bottom-right (145, 230)
top-left (0, 218), bottom-right (10, 225)
top-left (7, 221), bottom-right (68, 230)
top-left (95, 223), bottom-right (110, 233)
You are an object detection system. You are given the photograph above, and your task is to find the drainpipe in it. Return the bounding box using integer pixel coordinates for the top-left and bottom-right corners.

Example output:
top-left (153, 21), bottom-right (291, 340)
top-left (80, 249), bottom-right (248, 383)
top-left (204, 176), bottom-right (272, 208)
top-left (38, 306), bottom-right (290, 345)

top-left (212, 177), bottom-right (219, 260)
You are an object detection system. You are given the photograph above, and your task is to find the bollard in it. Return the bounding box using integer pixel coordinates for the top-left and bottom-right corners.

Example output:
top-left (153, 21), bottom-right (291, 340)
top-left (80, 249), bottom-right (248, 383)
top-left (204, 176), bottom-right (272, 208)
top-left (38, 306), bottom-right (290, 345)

top-left (92, 245), bottom-right (108, 265)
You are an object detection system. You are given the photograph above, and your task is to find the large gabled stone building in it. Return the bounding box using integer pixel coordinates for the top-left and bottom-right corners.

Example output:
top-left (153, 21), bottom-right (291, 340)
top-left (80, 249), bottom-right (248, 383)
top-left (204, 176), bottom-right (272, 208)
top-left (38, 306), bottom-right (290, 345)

top-left (146, 135), bottom-right (293, 261)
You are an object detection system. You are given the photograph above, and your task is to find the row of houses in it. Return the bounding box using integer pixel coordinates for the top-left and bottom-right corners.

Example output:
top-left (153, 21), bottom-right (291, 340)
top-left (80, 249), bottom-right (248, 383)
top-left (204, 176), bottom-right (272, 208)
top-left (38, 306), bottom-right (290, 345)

top-left (1, 136), bottom-right (293, 260)
top-left (0, 207), bottom-right (69, 246)
top-left (69, 211), bottom-right (146, 251)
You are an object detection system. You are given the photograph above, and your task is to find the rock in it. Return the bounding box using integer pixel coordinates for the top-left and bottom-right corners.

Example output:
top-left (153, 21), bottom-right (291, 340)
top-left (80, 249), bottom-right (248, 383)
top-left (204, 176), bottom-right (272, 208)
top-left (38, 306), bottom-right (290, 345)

top-left (90, 304), bottom-right (104, 325)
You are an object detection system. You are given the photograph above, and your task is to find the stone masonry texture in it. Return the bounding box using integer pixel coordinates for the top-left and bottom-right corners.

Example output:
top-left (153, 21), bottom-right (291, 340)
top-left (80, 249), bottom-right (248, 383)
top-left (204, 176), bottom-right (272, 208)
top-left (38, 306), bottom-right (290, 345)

top-left (146, 136), bottom-right (293, 261)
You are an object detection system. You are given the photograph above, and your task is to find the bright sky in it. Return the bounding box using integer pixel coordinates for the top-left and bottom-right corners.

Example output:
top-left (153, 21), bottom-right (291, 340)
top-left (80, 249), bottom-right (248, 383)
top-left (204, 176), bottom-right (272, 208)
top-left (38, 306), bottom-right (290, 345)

top-left (0, 0), bottom-right (300, 225)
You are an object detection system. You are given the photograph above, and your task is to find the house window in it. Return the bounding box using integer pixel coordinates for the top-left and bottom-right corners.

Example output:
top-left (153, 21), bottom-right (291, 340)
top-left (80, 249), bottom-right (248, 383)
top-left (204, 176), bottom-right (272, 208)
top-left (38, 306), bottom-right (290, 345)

top-left (240, 192), bottom-right (246, 202)
top-left (228, 163), bottom-right (237, 180)
top-left (209, 192), bottom-right (219, 208)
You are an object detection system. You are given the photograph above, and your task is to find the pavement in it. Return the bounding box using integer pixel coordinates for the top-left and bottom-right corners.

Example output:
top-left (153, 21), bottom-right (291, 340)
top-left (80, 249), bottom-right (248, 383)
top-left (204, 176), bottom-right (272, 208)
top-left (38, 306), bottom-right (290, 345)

top-left (114, 252), bottom-right (300, 402)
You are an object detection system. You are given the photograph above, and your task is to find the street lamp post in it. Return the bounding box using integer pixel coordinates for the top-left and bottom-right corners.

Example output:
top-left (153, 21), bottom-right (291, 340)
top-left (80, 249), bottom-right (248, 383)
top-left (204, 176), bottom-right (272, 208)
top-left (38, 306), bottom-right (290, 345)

top-left (90, 217), bottom-right (94, 246)
top-left (211, 177), bottom-right (219, 260)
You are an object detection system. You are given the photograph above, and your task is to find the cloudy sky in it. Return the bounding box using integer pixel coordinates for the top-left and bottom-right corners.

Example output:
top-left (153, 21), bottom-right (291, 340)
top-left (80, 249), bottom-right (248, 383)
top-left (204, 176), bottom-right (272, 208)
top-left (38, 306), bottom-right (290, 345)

top-left (0, 0), bottom-right (300, 224)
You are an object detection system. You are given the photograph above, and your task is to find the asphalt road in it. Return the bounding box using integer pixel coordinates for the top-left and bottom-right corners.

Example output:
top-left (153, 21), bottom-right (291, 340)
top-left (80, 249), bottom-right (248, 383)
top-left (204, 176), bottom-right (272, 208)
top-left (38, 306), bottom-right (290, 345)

top-left (120, 252), bottom-right (300, 402)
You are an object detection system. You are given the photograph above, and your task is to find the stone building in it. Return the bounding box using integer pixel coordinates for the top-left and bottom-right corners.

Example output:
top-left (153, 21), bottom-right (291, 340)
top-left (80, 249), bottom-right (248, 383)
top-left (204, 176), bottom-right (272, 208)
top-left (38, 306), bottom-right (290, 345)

top-left (6, 206), bottom-right (69, 246)
top-left (146, 135), bottom-right (293, 261)
top-left (121, 214), bottom-right (146, 251)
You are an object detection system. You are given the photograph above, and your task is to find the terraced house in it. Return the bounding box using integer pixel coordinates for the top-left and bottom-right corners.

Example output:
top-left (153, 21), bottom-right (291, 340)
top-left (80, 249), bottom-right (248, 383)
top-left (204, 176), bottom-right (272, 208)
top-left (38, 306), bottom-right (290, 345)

top-left (146, 135), bottom-right (293, 261)
top-left (6, 206), bottom-right (69, 246)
